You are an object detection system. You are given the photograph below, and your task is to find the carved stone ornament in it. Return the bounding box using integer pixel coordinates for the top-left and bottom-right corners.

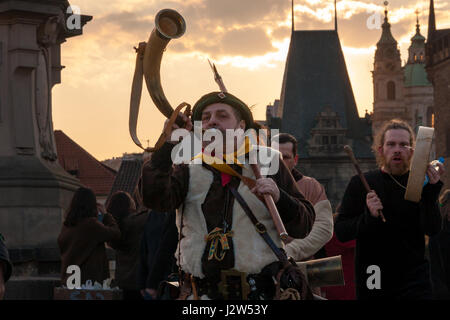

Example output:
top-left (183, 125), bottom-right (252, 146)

top-left (35, 15), bottom-right (66, 161)
top-left (37, 14), bottom-right (66, 47)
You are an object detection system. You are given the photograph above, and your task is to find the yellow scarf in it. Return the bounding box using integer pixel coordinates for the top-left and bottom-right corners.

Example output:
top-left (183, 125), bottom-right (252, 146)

top-left (192, 136), bottom-right (253, 177)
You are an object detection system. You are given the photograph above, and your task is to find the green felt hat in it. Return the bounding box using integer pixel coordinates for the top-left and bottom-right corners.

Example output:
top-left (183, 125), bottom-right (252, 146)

top-left (192, 91), bottom-right (255, 129)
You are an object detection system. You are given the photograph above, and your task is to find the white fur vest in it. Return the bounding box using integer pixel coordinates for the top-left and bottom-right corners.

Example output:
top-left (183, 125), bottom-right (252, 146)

top-left (175, 159), bottom-right (283, 278)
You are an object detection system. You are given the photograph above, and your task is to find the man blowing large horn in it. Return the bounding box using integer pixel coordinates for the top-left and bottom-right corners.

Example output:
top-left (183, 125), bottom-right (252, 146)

top-left (141, 91), bottom-right (315, 300)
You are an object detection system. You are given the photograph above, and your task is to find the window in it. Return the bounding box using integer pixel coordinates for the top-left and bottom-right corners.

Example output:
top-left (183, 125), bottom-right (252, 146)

top-left (427, 107), bottom-right (434, 127)
top-left (331, 136), bottom-right (337, 144)
top-left (387, 81), bottom-right (396, 100)
top-left (323, 136), bottom-right (329, 145)
top-left (68, 169), bottom-right (79, 177)
top-left (417, 116), bottom-right (423, 130)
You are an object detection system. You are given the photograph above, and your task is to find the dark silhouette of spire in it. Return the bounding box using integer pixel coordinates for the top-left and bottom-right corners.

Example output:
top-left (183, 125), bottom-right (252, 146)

top-left (428, 0), bottom-right (436, 40)
top-left (292, 0), bottom-right (294, 32)
top-left (335, 0), bottom-right (338, 32)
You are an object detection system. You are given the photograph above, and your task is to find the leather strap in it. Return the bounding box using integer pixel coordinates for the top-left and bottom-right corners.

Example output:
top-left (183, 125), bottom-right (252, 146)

top-left (228, 186), bottom-right (289, 264)
top-left (129, 42), bottom-right (146, 149)
top-left (129, 42), bottom-right (191, 152)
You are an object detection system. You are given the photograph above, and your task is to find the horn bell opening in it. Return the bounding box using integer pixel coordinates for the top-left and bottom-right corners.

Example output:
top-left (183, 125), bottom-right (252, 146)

top-left (155, 9), bottom-right (186, 40)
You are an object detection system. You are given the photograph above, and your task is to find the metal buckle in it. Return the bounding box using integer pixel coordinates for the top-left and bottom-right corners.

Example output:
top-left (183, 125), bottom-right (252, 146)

top-left (218, 269), bottom-right (250, 300)
top-left (255, 222), bottom-right (267, 234)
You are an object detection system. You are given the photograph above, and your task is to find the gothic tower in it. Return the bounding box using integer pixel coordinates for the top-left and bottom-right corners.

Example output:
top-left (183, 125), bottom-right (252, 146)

top-left (272, 0), bottom-right (375, 208)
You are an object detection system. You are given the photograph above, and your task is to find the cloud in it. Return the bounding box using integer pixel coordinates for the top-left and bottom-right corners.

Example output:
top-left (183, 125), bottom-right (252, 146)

top-left (99, 11), bottom-right (152, 34)
top-left (78, 0), bottom-right (292, 58)
top-left (337, 12), bottom-right (418, 48)
top-left (218, 27), bottom-right (276, 56)
top-left (271, 25), bottom-right (291, 40)
top-left (201, 0), bottom-right (289, 25)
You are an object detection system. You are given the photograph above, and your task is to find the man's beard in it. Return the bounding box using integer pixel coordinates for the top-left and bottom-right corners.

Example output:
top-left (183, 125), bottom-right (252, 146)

top-left (383, 155), bottom-right (411, 175)
top-left (202, 127), bottom-right (244, 156)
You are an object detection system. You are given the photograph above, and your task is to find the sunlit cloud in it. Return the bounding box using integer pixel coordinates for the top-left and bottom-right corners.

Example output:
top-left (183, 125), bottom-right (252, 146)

top-left (214, 38), bottom-right (290, 70)
top-left (52, 0), bottom-right (450, 160)
top-left (342, 46), bottom-right (376, 55)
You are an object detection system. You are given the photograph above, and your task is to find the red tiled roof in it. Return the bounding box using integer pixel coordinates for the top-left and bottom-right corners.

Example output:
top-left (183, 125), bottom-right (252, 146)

top-left (54, 130), bottom-right (116, 196)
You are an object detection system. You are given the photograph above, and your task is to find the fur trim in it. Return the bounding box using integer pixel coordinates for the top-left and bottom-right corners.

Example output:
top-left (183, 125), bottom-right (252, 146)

top-left (175, 166), bottom-right (212, 278)
top-left (176, 162), bottom-right (282, 278)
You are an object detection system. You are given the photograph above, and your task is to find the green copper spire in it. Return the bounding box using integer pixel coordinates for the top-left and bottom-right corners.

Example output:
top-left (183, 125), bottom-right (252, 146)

top-left (411, 9), bottom-right (425, 44)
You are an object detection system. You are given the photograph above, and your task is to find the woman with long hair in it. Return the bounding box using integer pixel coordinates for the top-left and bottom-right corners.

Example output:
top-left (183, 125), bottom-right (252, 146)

top-left (107, 191), bottom-right (136, 229)
top-left (58, 187), bottom-right (120, 286)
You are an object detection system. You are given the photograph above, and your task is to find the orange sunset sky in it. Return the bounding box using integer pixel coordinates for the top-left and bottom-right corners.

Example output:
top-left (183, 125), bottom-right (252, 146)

top-left (52, 0), bottom-right (450, 161)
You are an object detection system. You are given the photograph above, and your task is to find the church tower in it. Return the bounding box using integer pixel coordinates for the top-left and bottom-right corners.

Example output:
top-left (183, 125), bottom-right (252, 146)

top-left (372, 6), bottom-right (409, 135)
top-left (403, 12), bottom-right (433, 133)
top-left (407, 14), bottom-right (426, 65)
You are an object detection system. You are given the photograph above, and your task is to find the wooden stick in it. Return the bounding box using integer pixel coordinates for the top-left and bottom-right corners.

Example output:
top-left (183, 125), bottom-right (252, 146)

top-left (344, 145), bottom-right (386, 223)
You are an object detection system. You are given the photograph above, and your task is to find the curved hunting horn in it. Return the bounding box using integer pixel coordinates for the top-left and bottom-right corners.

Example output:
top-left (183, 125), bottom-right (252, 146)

top-left (129, 9), bottom-right (189, 151)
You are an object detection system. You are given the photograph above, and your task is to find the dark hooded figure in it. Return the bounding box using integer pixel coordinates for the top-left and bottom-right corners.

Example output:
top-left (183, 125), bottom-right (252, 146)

top-left (58, 187), bottom-right (120, 286)
top-left (107, 191), bottom-right (148, 300)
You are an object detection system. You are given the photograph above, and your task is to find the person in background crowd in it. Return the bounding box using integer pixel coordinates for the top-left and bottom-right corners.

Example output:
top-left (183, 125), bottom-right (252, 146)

top-left (140, 210), bottom-right (178, 299)
top-left (58, 187), bottom-right (120, 286)
top-left (272, 133), bottom-right (333, 296)
top-left (137, 209), bottom-right (168, 299)
top-left (0, 233), bottom-right (12, 300)
top-left (322, 206), bottom-right (356, 300)
top-left (107, 191), bottom-right (148, 300)
top-left (429, 189), bottom-right (450, 299)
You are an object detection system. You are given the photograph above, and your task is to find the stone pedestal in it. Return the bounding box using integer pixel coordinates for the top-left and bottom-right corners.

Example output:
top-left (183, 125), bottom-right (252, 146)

top-left (0, 0), bottom-right (92, 299)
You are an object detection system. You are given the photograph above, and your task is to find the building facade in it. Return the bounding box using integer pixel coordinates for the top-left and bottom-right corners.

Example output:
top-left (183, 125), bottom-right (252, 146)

top-left (372, 9), bottom-right (434, 138)
top-left (425, 0), bottom-right (450, 189)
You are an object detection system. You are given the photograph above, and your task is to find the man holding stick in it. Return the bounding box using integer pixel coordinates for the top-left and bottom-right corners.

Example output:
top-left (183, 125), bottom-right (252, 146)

top-left (141, 91), bottom-right (315, 300)
top-left (335, 119), bottom-right (445, 299)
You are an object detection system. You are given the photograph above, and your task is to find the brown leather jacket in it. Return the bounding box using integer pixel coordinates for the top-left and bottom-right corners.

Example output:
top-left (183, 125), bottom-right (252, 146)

top-left (58, 213), bottom-right (120, 286)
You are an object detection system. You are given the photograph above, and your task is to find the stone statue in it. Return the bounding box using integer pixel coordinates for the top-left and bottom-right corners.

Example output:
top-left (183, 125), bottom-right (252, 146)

top-left (35, 14), bottom-right (66, 161)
